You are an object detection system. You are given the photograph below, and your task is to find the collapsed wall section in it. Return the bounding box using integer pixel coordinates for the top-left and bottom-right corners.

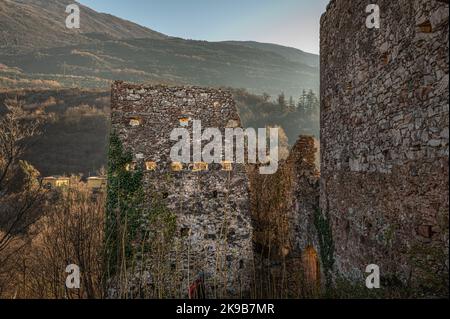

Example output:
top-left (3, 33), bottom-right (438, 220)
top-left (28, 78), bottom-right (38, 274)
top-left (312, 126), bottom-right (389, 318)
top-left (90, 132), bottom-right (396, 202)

top-left (248, 136), bottom-right (321, 297)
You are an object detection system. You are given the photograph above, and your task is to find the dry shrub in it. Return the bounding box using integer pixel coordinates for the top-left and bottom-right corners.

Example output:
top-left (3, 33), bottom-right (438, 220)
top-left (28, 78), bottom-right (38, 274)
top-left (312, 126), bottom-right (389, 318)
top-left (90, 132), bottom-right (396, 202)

top-left (1, 179), bottom-right (105, 299)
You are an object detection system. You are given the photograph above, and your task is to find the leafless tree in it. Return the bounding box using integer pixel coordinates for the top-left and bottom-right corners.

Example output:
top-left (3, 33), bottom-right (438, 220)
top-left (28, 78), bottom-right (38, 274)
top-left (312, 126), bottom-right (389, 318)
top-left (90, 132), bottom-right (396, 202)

top-left (20, 179), bottom-right (105, 299)
top-left (0, 97), bottom-right (46, 265)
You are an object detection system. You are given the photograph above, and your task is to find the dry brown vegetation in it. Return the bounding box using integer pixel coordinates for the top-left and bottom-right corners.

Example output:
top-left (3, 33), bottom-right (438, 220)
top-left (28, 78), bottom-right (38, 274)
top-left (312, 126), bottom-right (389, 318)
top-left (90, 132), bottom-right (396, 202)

top-left (0, 91), bottom-right (321, 299)
top-left (0, 98), bottom-right (45, 259)
top-left (0, 99), bottom-right (105, 299)
top-left (0, 180), bottom-right (105, 299)
top-left (0, 89), bottom-right (110, 177)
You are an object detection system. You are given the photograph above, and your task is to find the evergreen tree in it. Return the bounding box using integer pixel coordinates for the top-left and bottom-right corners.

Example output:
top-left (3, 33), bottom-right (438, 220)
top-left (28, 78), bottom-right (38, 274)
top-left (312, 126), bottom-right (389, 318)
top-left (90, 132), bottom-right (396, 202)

top-left (297, 89), bottom-right (308, 117)
top-left (277, 92), bottom-right (286, 108)
top-left (305, 89), bottom-right (319, 117)
top-left (288, 96), bottom-right (295, 112)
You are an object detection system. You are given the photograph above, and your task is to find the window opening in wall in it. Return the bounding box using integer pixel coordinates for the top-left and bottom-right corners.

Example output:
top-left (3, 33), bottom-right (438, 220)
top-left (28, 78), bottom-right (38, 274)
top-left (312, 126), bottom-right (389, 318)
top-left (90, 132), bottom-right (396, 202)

top-left (302, 246), bottom-right (320, 289)
top-left (418, 20), bottom-right (432, 33)
top-left (221, 161), bottom-right (233, 171)
top-left (191, 162), bottom-right (208, 172)
top-left (145, 161), bottom-right (157, 171)
top-left (171, 162), bottom-right (183, 172)
top-left (381, 52), bottom-right (389, 65)
top-left (125, 162), bottom-right (137, 171)
top-left (179, 117), bottom-right (190, 126)
top-left (129, 117), bottom-right (142, 127)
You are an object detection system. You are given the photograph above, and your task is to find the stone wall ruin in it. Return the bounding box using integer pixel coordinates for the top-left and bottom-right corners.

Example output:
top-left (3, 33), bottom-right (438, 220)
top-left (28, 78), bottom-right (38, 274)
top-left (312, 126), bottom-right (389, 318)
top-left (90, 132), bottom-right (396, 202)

top-left (110, 81), bottom-right (254, 298)
top-left (248, 136), bottom-right (321, 297)
top-left (320, 0), bottom-right (449, 295)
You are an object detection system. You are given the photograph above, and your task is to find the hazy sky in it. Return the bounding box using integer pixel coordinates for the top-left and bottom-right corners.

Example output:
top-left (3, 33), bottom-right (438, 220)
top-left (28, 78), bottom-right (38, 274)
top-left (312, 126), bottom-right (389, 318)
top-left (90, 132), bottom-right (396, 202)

top-left (78, 0), bottom-right (329, 54)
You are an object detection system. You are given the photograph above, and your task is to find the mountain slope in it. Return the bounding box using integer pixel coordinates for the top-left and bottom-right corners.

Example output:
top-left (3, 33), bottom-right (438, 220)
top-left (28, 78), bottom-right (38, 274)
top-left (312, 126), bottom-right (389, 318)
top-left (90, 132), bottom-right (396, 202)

top-left (0, 0), bottom-right (167, 53)
top-left (1, 37), bottom-right (319, 97)
top-left (222, 41), bottom-right (319, 68)
top-left (0, 0), bottom-right (319, 98)
top-left (0, 0), bottom-right (321, 176)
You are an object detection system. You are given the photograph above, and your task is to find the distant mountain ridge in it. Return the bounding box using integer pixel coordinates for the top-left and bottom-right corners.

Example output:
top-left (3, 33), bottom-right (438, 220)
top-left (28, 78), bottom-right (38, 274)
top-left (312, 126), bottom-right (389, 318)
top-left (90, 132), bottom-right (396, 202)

top-left (0, 0), bottom-right (321, 176)
top-left (222, 41), bottom-right (319, 68)
top-left (0, 0), bottom-right (319, 98)
top-left (0, 0), bottom-right (167, 52)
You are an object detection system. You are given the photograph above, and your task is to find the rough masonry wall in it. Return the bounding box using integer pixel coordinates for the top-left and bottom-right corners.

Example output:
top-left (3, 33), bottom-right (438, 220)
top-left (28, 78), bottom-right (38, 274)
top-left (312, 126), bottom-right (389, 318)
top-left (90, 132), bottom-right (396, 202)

top-left (248, 136), bottom-right (320, 297)
top-left (320, 0), bottom-right (449, 295)
top-left (111, 81), bottom-right (254, 298)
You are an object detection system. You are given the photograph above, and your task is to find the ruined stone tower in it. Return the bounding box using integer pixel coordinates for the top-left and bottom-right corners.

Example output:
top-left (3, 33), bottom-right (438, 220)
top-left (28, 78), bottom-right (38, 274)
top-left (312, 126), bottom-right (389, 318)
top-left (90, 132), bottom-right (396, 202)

top-left (248, 136), bottom-right (321, 298)
top-left (110, 81), bottom-right (254, 298)
top-left (320, 0), bottom-right (449, 294)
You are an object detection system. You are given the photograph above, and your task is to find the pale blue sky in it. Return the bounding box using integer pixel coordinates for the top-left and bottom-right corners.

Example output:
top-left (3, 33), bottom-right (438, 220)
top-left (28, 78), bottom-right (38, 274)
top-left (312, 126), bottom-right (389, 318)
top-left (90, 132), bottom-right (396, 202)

top-left (78, 0), bottom-right (329, 54)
